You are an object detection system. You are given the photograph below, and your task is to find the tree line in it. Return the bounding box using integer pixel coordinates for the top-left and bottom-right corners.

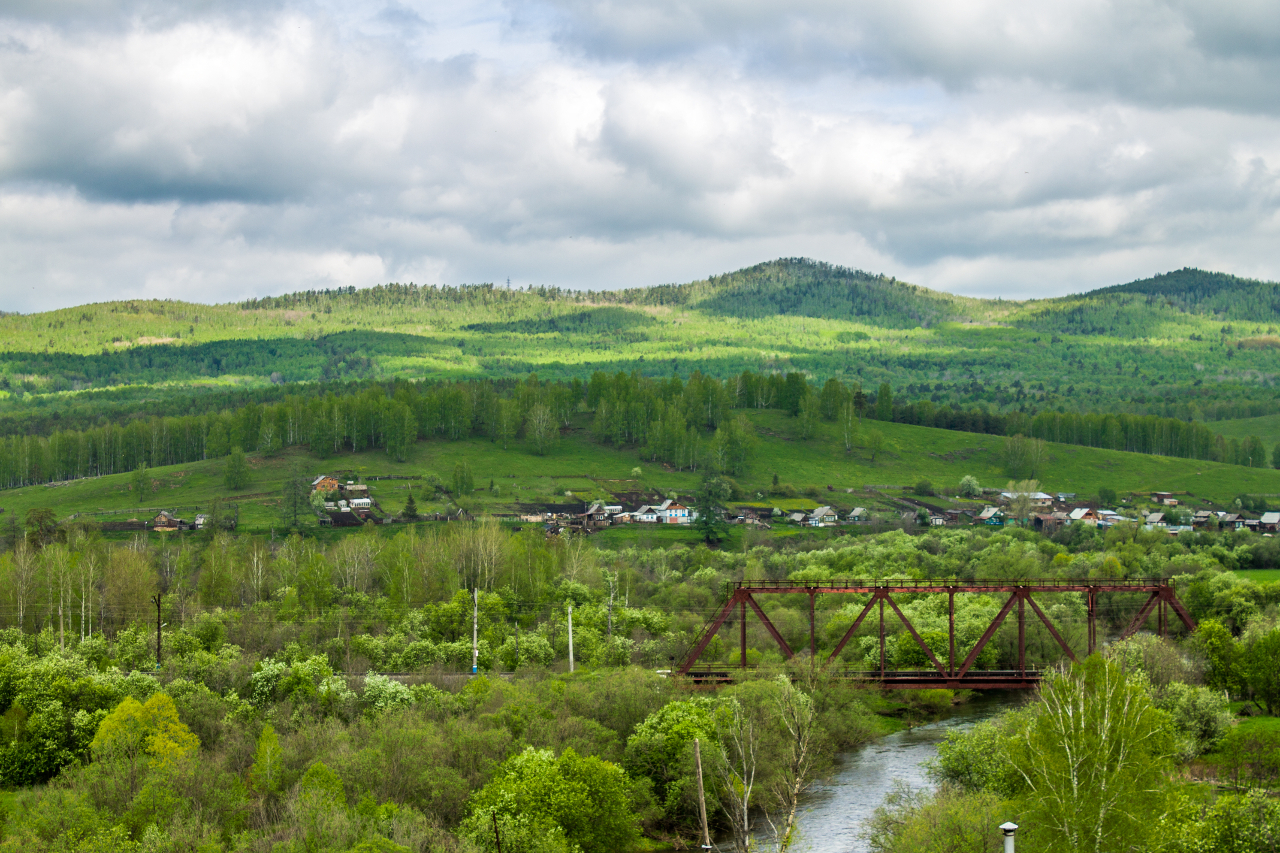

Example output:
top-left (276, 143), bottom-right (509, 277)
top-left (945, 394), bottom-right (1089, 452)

top-left (0, 368), bottom-right (1272, 491)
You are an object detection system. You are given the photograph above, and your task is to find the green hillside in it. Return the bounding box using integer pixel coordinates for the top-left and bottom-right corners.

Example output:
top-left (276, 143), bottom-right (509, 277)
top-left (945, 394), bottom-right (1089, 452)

top-left (4, 412), bottom-right (1276, 537)
top-left (1210, 414), bottom-right (1280, 456)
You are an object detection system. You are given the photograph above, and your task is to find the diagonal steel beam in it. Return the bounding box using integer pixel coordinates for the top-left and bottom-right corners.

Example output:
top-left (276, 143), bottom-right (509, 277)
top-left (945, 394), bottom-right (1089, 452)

top-left (1118, 591), bottom-right (1161, 641)
top-left (678, 590), bottom-right (742, 674)
top-left (825, 592), bottom-right (882, 666)
top-left (1161, 588), bottom-right (1197, 633)
top-left (745, 593), bottom-right (795, 659)
top-left (957, 591), bottom-right (1019, 678)
top-left (884, 594), bottom-right (946, 676)
top-left (1024, 592), bottom-right (1078, 664)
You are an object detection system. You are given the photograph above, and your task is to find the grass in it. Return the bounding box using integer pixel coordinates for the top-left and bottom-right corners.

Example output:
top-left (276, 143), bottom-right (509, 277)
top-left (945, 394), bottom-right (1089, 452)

top-left (3, 410), bottom-right (1278, 537)
top-left (1209, 414), bottom-right (1280, 456)
top-left (1234, 569), bottom-right (1280, 584)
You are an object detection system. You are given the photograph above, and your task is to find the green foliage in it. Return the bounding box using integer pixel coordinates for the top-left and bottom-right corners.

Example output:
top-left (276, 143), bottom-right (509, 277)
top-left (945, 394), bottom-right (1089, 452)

top-left (452, 462), bottom-right (474, 496)
top-left (1156, 682), bottom-right (1232, 758)
top-left (464, 746), bottom-right (640, 853)
top-left (930, 714), bottom-right (1025, 798)
top-left (1008, 656), bottom-right (1176, 853)
top-left (861, 782), bottom-right (1005, 853)
top-left (1189, 619), bottom-right (1241, 693)
top-left (249, 723), bottom-right (285, 795)
top-left (625, 698), bottom-right (721, 830)
top-left (1244, 627), bottom-right (1280, 715)
top-left (958, 475), bottom-right (980, 498)
top-left (223, 446), bottom-right (248, 491)
top-left (1167, 789), bottom-right (1280, 853)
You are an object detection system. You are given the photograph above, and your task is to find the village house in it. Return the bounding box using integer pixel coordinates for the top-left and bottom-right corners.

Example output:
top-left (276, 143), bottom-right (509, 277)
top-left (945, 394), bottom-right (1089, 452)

top-left (311, 475), bottom-right (340, 495)
top-left (1261, 512), bottom-right (1280, 533)
top-left (1032, 513), bottom-right (1060, 533)
top-left (1069, 507), bottom-right (1100, 525)
top-left (662, 501), bottom-right (692, 524)
top-left (1000, 490), bottom-right (1053, 509)
top-left (977, 507), bottom-right (1004, 526)
top-left (151, 511), bottom-right (183, 531)
top-left (1146, 511), bottom-right (1166, 527)
top-left (788, 511), bottom-right (808, 524)
top-left (847, 507), bottom-right (869, 523)
top-left (808, 506), bottom-right (839, 527)
top-left (1219, 512), bottom-right (1244, 530)
top-left (580, 501), bottom-right (611, 529)
top-left (633, 505), bottom-right (660, 523)
top-left (193, 514), bottom-right (209, 530)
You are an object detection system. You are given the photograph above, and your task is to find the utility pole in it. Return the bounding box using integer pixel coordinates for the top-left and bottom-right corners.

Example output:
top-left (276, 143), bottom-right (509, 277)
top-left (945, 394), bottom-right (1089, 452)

top-left (472, 588), bottom-right (479, 675)
top-left (694, 738), bottom-right (711, 850)
top-left (568, 603), bottom-right (575, 673)
top-left (152, 593), bottom-right (162, 668)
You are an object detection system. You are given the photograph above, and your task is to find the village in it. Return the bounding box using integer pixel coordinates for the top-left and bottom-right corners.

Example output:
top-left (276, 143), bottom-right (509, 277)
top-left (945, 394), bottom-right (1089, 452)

top-left (111, 474), bottom-right (1280, 539)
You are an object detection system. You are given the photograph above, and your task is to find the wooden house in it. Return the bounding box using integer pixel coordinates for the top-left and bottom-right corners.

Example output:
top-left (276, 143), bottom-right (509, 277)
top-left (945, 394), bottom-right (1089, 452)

top-left (311, 475), bottom-right (340, 495)
top-left (151, 511), bottom-right (183, 531)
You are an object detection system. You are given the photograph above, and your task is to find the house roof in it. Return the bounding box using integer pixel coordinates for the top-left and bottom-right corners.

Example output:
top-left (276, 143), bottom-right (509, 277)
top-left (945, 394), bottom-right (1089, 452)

top-left (1069, 507), bottom-right (1095, 520)
top-left (1147, 512), bottom-right (1165, 523)
top-left (311, 476), bottom-right (332, 486)
top-left (1262, 512), bottom-right (1280, 525)
top-left (848, 507), bottom-right (867, 517)
top-left (1000, 491), bottom-right (1053, 500)
top-left (977, 507), bottom-right (1001, 520)
top-left (809, 506), bottom-right (835, 518)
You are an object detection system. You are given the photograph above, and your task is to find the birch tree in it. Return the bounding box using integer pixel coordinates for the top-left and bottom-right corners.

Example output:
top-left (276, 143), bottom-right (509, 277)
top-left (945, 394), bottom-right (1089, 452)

top-left (1009, 657), bottom-right (1175, 853)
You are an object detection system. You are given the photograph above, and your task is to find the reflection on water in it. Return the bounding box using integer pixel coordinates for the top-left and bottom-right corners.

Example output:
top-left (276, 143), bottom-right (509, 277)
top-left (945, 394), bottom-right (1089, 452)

top-left (749, 692), bottom-right (1019, 853)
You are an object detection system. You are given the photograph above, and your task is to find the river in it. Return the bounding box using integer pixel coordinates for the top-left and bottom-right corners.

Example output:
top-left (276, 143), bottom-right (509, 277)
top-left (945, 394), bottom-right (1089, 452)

top-left (752, 691), bottom-right (1020, 853)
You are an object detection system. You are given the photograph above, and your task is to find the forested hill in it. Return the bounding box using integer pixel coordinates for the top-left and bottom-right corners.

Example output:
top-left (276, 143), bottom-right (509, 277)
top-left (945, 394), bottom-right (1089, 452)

top-left (1012, 268), bottom-right (1280, 336)
top-left (608, 258), bottom-right (984, 329)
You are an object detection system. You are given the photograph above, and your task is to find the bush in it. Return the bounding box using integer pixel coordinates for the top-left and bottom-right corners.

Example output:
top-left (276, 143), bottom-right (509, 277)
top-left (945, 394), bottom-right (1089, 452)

top-left (361, 673), bottom-right (413, 713)
top-left (913, 479), bottom-right (934, 496)
top-left (497, 633), bottom-right (554, 670)
top-left (1155, 682), bottom-right (1232, 757)
top-left (463, 747), bottom-right (640, 853)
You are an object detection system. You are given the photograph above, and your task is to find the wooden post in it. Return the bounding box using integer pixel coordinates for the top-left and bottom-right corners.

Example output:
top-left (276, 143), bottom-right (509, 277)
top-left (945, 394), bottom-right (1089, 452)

top-left (492, 811), bottom-right (503, 853)
top-left (694, 738), bottom-right (712, 850)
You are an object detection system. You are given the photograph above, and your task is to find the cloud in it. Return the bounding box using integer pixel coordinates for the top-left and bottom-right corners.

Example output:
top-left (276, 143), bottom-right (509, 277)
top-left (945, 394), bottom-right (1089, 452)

top-left (0, 0), bottom-right (1277, 313)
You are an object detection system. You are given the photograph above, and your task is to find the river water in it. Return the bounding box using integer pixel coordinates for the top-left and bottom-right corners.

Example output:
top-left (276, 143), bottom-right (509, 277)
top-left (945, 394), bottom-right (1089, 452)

top-left (753, 692), bottom-right (1020, 853)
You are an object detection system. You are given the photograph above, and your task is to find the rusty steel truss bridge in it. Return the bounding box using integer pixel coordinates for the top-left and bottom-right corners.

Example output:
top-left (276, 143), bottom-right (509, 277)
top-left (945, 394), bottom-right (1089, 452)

top-left (679, 578), bottom-right (1195, 689)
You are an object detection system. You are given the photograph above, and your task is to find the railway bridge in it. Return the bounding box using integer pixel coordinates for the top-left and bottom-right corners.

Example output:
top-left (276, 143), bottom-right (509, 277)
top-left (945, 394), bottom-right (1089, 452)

top-left (679, 578), bottom-right (1195, 688)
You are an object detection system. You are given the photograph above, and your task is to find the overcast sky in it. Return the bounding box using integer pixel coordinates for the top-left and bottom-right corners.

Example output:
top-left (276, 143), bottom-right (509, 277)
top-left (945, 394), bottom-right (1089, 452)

top-left (1, 1), bottom-right (1278, 312)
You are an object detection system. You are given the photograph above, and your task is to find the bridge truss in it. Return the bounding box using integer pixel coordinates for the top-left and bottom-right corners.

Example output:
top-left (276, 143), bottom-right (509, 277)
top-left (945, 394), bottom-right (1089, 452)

top-left (679, 578), bottom-right (1195, 689)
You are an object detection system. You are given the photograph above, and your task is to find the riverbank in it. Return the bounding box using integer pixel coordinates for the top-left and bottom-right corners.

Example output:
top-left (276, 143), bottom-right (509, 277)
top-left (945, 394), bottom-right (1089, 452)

top-left (743, 690), bottom-right (1024, 852)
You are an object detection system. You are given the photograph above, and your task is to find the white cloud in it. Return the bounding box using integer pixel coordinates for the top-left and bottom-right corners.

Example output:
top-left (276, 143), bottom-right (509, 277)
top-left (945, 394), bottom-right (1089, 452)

top-left (0, 0), bottom-right (1277, 313)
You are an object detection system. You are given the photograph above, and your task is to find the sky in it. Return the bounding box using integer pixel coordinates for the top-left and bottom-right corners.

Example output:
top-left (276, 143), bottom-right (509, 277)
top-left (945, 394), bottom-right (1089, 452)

top-left (1, 0), bottom-right (1278, 313)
